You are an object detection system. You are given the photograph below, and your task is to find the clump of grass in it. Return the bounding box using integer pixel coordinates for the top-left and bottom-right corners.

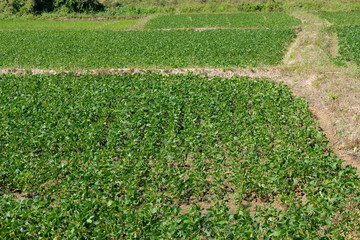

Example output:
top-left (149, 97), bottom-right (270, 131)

top-left (330, 92), bottom-right (339, 100)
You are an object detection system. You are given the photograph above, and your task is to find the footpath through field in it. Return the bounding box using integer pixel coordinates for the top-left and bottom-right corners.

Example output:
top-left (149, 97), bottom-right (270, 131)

top-left (281, 12), bottom-right (360, 170)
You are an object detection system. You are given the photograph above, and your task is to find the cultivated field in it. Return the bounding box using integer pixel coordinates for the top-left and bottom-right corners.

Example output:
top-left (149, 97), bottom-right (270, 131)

top-left (0, 19), bottom-right (137, 31)
top-left (1, 73), bottom-right (359, 238)
top-left (0, 13), bottom-right (297, 69)
top-left (1, 10), bottom-right (360, 239)
top-left (144, 12), bottom-right (301, 29)
top-left (0, 29), bottom-right (296, 69)
top-left (316, 11), bottom-right (360, 26)
top-left (316, 11), bottom-right (360, 66)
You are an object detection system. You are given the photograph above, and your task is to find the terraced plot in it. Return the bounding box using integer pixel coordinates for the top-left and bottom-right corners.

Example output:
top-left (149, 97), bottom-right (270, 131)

top-left (1, 73), bottom-right (359, 239)
top-left (337, 25), bottom-right (360, 65)
top-left (316, 11), bottom-right (360, 26)
top-left (0, 19), bottom-right (137, 31)
top-left (317, 11), bottom-right (360, 66)
top-left (145, 12), bottom-right (301, 29)
top-left (0, 29), bottom-right (295, 69)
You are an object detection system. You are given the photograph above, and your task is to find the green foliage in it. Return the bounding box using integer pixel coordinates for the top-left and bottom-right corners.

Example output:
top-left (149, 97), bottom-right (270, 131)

top-left (2, 0), bottom-right (46, 14)
top-left (53, 0), bottom-right (103, 13)
top-left (336, 25), bottom-right (360, 66)
top-left (1, 73), bottom-right (360, 238)
top-left (144, 12), bottom-right (301, 29)
top-left (0, 19), bottom-right (137, 30)
top-left (0, 28), bottom-right (295, 69)
top-left (329, 92), bottom-right (339, 100)
top-left (2, 0), bottom-right (360, 16)
top-left (102, 0), bottom-right (360, 13)
top-left (315, 11), bottom-right (360, 26)
top-left (103, 3), bottom-right (160, 16)
top-left (0, 0), bottom-right (103, 14)
top-left (314, 11), bottom-right (360, 67)
top-left (316, 12), bottom-right (360, 67)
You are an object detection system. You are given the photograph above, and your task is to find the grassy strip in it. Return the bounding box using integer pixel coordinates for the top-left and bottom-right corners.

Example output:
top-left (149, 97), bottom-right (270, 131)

top-left (1, 73), bottom-right (360, 238)
top-left (144, 12), bottom-right (301, 29)
top-left (0, 29), bottom-right (295, 69)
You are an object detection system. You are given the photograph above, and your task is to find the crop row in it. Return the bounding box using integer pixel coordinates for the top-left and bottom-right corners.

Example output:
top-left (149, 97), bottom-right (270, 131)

top-left (316, 11), bottom-right (360, 26)
top-left (0, 19), bottom-right (137, 31)
top-left (0, 29), bottom-right (295, 69)
top-left (316, 11), bottom-right (360, 67)
top-left (1, 73), bottom-right (359, 238)
top-left (145, 13), bottom-right (301, 29)
top-left (337, 25), bottom-right (360, 65)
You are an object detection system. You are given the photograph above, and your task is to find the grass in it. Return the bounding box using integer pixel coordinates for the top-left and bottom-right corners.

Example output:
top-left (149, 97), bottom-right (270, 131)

top-left (144, 12), bottom-right (301, 29)
top-left (1, 73), bottom-right (360, 238)
top-left (0, 28), bottom-right (296, 69)
top-left (280, 11), bottom-right (360, 158)
top-left (0, 19), bottom-right (137, 30)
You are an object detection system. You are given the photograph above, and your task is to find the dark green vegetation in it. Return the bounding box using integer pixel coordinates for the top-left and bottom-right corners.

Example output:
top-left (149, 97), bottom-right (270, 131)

top-left (337, 26), bottom-right (360, 66)
top-left (1, 73), bottom-right (360, 238)
top-left (0, 19), bottom-right (136, 30)
top-left (316, 11), bottom-right (360, 26)
top-left (145, 12), bottom-right (300, 29)
top-left (316, 11), bottom-right (360, 66)
top-left (2, 0), bottom-right (360, 16)
top-left (0, 29), bottom-right (295, 69)
top-left (0, 0), bottom-right (103, 14)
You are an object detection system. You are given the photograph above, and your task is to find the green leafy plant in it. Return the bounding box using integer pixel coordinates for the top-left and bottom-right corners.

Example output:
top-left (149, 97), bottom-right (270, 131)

top-left (0, 19), bottom-right (137, 30)
top-left (144, 12), bottom-right (301, 29)
top-left (1, 73), bottom-right (360, 238)
top-left (316, 11), bottom-right (360, 26)
top-left (316, 12), bottom-right (360, 67)
top-left (0, 28), bottom-right (296, 69)
top-left (336, 25), bottom-right (360, 66)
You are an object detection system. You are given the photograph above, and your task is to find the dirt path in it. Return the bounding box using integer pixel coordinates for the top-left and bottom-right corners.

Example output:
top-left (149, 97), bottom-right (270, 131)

top-left (0, 67), bottom-right (282, 78)
top-left (130, 14), bottom-right (157, 30)
top-left (280, 11), bottom-right (360, 169)
top-left (1, 11), bottom-right (359, 169)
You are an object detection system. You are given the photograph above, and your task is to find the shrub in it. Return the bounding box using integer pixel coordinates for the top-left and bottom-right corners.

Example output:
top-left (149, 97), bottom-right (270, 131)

top-left (53, 0), bottom-right (104, 13)
top-left (0, 0), bottom-right (104, 14)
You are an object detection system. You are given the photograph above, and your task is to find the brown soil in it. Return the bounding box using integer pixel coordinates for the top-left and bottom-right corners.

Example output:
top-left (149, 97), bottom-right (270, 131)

top-left (309, 106), bottom-right (360, 170)
top-left (0, 67), bottom-right (283, 79)
top-left (282, 11), bottom-right (360, 170)
top-left (179, 196), bottom-right (287, 217)
top-left (11, 191), bottom-right (33, 201)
